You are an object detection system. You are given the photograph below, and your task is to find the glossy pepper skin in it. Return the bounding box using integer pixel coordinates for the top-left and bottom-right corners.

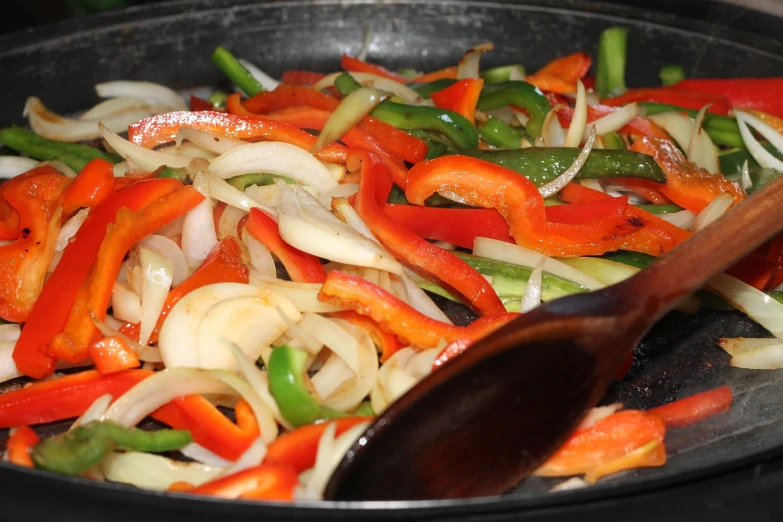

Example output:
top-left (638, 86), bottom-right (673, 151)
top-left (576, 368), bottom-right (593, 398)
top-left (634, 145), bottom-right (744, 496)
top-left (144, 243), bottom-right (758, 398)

top-left (450, 148), bottom-right (666, 186)
top-left (0, 127), bottom-right (121, 173)
top-left (477, 81), bottom-right (552, 138)
top-left (31, 420), bottom-right (192, 475)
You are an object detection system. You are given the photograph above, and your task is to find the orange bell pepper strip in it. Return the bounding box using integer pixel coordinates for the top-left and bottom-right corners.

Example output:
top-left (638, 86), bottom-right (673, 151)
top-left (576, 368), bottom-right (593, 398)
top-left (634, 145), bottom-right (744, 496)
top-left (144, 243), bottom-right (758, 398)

top-left (244, 84), bottom-right (340, 113)
top-left (6, 426), bottom-right (40, 468)
top-left (88, 336), bottom-right (141, 375)
top-left (630, 137), bottom-right (744, 213)
top-left (430, 78), bottom-right (485, 124)
top-left (330, 310), bottom-right (401, 362)
top-left (281, 70), bottom-right (326, 86)
top-left (264, 417), bottom-right (374, 472)
top-left (354, 152), bottom-right (505, 315)
top-left (527, 52), bottom-right (592, 95)
top-left (411, 66), bottom-right (459, 83)
top-left (152, 395), bottom-right (259, 461)
top-left (127, 111), bottom-right (348, 165)
top-left (545, 196), bottom-right (629, 225)
top-left (150, 236), bottom-right (248, 344)
top-left (61, 158), bottom-right (115, 215)
top-left (341, 54), bottom-right (410, 83)
top-left (14, 178), bottom-right (182, 379)
top-left (186, 463), bottom-right (299, 500)
top-left (559, 183), bottom-right (690, 256)
top-left (355, 116), bottom-right (428, 165)
top-left (649, 386), bottom-right (733, 429)
top-left (244, 208), bottom-right (326, 283)
top-left (584, 439), bottom-right (666, 484)
top-left (605, 177), bottom-right (672, 205)
top-left (405, 155), bottom-right (643, 257)
top-left (0, 166), bottom-right (69, 323)
top-left (0, 369), bottom-right (153, 428)
top-left (557, 104), bottom-right (671, 140)
top-left (48, 186), bottom-right (204, 363)
top-left (318, 270), bottom-right (518, 349)
top-left (535, 410), bottom-right (666, 477)
top-left (0, 181), bottom-right (22, 241)
top-left (112, 171), bottom-right (157, 191)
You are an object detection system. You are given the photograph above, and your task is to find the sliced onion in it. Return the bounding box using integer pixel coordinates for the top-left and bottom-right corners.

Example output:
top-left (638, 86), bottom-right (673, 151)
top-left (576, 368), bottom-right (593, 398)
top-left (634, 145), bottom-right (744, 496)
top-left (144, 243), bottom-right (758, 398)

top-left (242, 229), bottom-right (276, 278)
top-left (248, 275), bottom-right (348, 313)
top-left (101, 451), bottom-right (222, 491)
top-left (134, 246), bottom-right (174, 346)
top-left (741, 160), bottom-right (752, 194)
top-left (80, 97), bottom-right (155, 120)
top-left (730, 343), bottom-right (783, 369)
top-left (298, 313), bottom-right (359, 373)
top-left (551, 477), bottom-right (589, 492)
top-left (693, 193), bottom-right (734, 232)
top-left (561, 257), bottom-right (638, 285)
top-left (237, 59), bottom-right (281, 91)
top-left (137, 235), bottom-right (188, 286)
top-left (0, 341), bottom-right (21, 384)
top-left (219, 437), bottom-right (267, 478)
top-left (56, 208), bottom-right (89, 252)
top-left (686, 104), bottom-right (720, 174)
top-left (520, 257), bottom-right (545, 312)
top-left (313, 87), bottom-right (389, 153)
top-left (310, 352), bottom-right (354, 403)
top-left (302, 421), bottom-right (370, 500)
top-left (579, 178), bottom-right (604, 193)
top-left (100, 123), bottom-right (190, 171)
top-left (181, 172), bottom-right (218, 267)
top-left (40, 159), bottom-right (78, 178)
top-left (357, 23), bottom-right (373, 61)
top-left (69, 394), bottom-right (113, 431)
top-left (542, 104), bottom-right (567, 148)
top-left (719, 337), bottom-right (780, 356)
top-left (659, 209), bottom-right (696, 230)
top-left (24, 97), bottom-right (163, 142)
top-left (217, 205), bottom-right (247, 242)
top-left (314, 72), bottom-right (424, 105)
top-left (370, 348), bottom-right (418, 414)
top-left (648, 111), bottom-right (719, 173)
top-left (563, 79), bottom-right (587, 147)
top-left (587, 103), bottom-right (637, 136)
top-left (578, 403), bottom-right (623, 429)
top-left (111, 282), bottom-right (142, 324)
top-left (95, 81), bottom-right (188, 111)
top-left (203, 170), bottom-right (276, 215)
top-left (0, 324), bottom-right (21, 342)
top-left (0, 156), bottom-right (38, 178)
top-left (158, 143), bottom-right (216, 160)
top-left (209, 142), bottom-right (338, 193)
top-left (708, 273), bottom-right (783, 338)
top-left (91, 312), bottom-right (146, 355)
top-left (317, 183), bottom-right (359, 208)
top-left (538, 126), bottom-right (596, 197)
top-left (277, 182), bottom-right (401, 273)
top-left (177, 127), bottom-right (245, 155)
top-left (457, 42), bottom-right (494, 79)
top-left (736, 110), bottom-right (783, 171)
top-left (473, 237), bottom-right (602, 290)
top-left (179, 443), bottom-right (233, 467)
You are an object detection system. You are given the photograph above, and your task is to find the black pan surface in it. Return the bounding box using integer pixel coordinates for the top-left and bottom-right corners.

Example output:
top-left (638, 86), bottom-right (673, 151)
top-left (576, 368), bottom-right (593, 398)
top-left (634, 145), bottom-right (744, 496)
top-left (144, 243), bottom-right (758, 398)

top-left (2, 0), bottom-right (783, 520)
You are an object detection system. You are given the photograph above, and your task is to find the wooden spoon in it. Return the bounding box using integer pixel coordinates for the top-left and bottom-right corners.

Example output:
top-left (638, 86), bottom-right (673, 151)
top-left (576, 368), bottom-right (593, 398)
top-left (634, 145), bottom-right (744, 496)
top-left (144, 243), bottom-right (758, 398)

top-left (324, 175), bottom-right (783, 501)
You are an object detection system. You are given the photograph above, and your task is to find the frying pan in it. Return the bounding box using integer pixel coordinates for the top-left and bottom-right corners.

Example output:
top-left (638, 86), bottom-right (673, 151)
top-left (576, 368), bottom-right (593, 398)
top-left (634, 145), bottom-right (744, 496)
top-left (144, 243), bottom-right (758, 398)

top-left (2, 0), bottom-right (783, 519)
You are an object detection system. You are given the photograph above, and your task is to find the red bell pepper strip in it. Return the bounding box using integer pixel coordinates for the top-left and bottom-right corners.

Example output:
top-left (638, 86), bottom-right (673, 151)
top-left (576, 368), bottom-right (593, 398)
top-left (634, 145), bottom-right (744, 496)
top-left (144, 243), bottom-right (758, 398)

top-left (671, 78), bottom-right (783, 119)
top-left (0, 369), bottom-right (153, 428)
top-left (341, 54), bottom-right (409, 83)
top-left (318, 270), bottom-right (518, 349)
top-left (243, 208), bottom-right (326, 284)
top-left (186, 463), bottom-right (299, 500)
top-left (648, 386), bottom-right (733, 429)
top-left (630, 137), bottom-right (744, 213)
top-left (557, 104), bottom-right (671, 140)
top-left (113, 172), bottom-right (157, 190)
top-left (118, 321), bottom-right (140, 341)
top-left (190, 95), bottom-right (215, 112)
top-left (48, 186), bottom-right (204, 363)
top-left (382, 205), bottom-right (513, 249)
top-left (602, 87), bottom-right (730, 115)
top-left (355, 116), bottom-right (428, 165)
top-left (6, 426), bottom-right (40, 468)
top-left (545, 196), bottom-right (629, 225)
top-left (410, 66), bottom-right (459, 83)
top-left (88, 336), bottom-right (141, 375)
top-left (0, 181), bottom-right (22, 241)
top-left (0, 166), bottom-right (70, 323)
top-left (355, 152), bottom-right (506, 315)
top-left (330, 310), bottom-right (401, 362)
top-left (726, 253), bottom-right (775, 291)
top-left (244, 84), bottom-right (340, 113)
top-left (150, 237), bottom-right (249, 344)
top-left (535, 410), bottom-right (666, 477)
top-left (527, 52), bottom-right (592, 94)
top-left (14, 178), bottom-right (182, 379)
top-left (765, 233), bottom-right (783, 291)
top-left (61, 158), bottom-right (115, 215)
top-left (264, 417), bottom-right (374, 472)
top-left (281, 70), bottom-right (326, 86)
top-left (127, 111), bottom-right (348, 165)
top-left (405, 156), bottom-right (644, 257)
top-left (431, 78), bottom-right (485, 124)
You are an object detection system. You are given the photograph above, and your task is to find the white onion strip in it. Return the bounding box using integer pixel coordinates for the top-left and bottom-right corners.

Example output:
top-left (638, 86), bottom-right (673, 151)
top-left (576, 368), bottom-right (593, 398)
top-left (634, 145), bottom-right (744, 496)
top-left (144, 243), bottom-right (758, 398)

top-left (313, 87), bottom-right (389, 153)
top-left (730, 344), bottom-right (783, 370)
top-left (457, 42), bottom-right (494, 79)
top-left (69, 394), bottom-right (113, 432)
top-left (542, 104), bottom-right (567, 148)
top-left (587, 103), bottom-right (637, 136)
top-left (693, 193), bottom-right (734, 231)
top-left (101, 452), bottom-right (222, 491)
top-left (520, 257), bottom-right (545, 312)
top-left (137, 235), bottom-right (189, 286)
top-left (238, 59), bottom-right (281, 91)
top-left (563, 80), bottom-right (587, 147)
top-left (708, 273), bottom-right (783, 339)
top-left (176, 128), bottom-right (246, 155)
top-left (0, 156), bottom-right (38, 178)
top-left (314, 72), bottom-right (424, 105)
top-left (248, 275), bottom-right (348, 313)
top-left (56, 209), bottom-right (89, 252)
top-left (204, 170), bottom-right (276, 215)
top-left (719, 337), bottom-right (780, 356)
top-left (736, 110), bottom-right (783, 171)
top-left (0, 341), bottom-right (22, 384)
top-left (182, 172), bottom-right (218, 268)
top-left (95, 81), bottom-right (187, 111)
top-left (80, 97), bottom-right (154, 120)
top-left (136, 246), bottom-right (174, 346)
top-left (298, 313), bottom-right (360, 373)
top-left (100, 123), bottom-right (190, 171)
top-left (538, 126), bottom-right (596, 198)
top-left (659, 210), bottom-right (697, 230)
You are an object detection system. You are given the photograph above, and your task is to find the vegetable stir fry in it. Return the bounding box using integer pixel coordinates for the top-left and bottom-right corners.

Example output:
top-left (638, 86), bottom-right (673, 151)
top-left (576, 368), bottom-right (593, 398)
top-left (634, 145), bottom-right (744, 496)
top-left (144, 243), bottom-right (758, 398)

top-left (1, 26), bottom-right (782, 500)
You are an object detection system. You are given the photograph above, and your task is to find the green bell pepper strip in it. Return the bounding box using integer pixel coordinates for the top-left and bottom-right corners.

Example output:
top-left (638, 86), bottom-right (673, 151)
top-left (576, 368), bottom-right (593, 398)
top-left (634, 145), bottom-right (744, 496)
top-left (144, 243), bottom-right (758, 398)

top-left (659, 65), bottom-right (685, 87)
top-left (600, 250), bottom-right (655, 269)
top-left (595, 27), bottom-right (629, 98)
top-left (0, 127), bottom-right (121, 173)
top-left (478, 118), bottom-right (529, 149)
top-left (419, 252), bottom-right (588, 312)
top-left (411, 79), bottom-right (458, 99)
top-left (268, 345), bottom-right (345, 427)
top-left (640, 102), bottom-right (743, 147)
top-left (334, 73), bottom-right (479, 150)
top-left (225, 173), bottom-right (295, 191)
top-left (451, 148), bottom-right (666, 186)
top-left (635, 203), bottom-right (683, 215)
top-left (769, 291), bottom-right (783, 305)
top-left (157, 166), bottom-right (191, 183)
top-left (353, 401), bottom-right (375, 417)
top-left (745, 168), bottom-right (783, 195)
top-left (601, 132), bottom-right (626, 150)
top-left (211, 46), bottom-right (264, 97)
top-left (31, 421), bottom-right (192, 475)
top-left (477, 81), bottom-right (551, 139)
top-left (480, 65), bottom-right (526, 84)
top-left (209, 90), bottom-right (229, 109)
top-left (719, 144), bottom-right (780, 175)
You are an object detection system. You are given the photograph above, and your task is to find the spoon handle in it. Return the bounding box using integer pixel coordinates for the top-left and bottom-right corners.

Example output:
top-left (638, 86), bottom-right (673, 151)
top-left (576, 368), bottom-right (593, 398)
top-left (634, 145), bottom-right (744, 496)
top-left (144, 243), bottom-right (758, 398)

top-left (621, 173), bottom-right (783, 313)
